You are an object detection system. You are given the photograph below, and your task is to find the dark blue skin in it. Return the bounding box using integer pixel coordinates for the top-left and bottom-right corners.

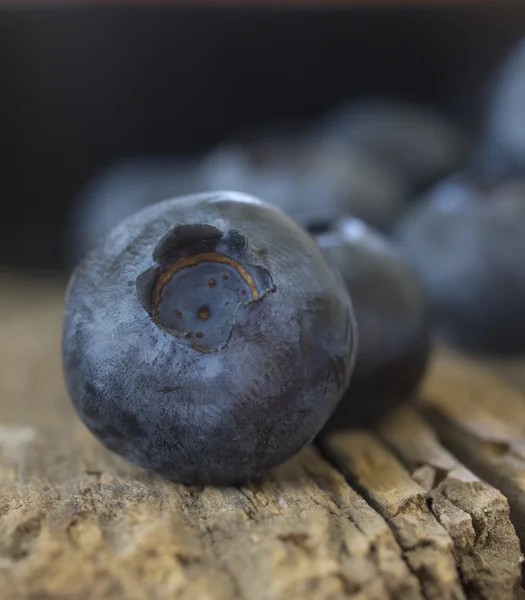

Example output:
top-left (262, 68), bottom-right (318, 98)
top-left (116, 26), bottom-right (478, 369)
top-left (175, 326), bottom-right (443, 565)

top-left (395, 177), bottom-right (525, 354)
top-left (62, 192), bottom-right (356, 486)
top-left (316, 218), bottom-right (431, 428)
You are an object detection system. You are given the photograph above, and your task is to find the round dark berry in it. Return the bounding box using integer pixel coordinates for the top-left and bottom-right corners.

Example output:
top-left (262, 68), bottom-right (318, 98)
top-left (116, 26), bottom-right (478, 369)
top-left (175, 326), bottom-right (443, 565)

top-left (395, 177), bottom-right (525, 354)
top-left (316, 218), bottom-right (431, 428)
top-left (314, 100), bottom-right (468, 192)
top-left (198, 136), bottom-right (405, 232)
top-left (62, 192), bottom-right (356, 485)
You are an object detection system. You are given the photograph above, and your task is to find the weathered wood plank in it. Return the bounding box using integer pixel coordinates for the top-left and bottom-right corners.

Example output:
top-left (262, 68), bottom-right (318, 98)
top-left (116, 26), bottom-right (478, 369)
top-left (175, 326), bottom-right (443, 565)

top-left (322, 430), bottom-right (466, 600)
top-left (419, 348), bottom-right (525, 556)
top-left (378, 406), bottom-right (523, 600)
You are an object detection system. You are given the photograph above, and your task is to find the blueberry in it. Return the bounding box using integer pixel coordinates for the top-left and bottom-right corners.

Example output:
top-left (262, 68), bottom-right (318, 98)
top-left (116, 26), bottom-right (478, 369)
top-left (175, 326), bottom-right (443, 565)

top-left (395, 177), bottom-right (525, 354)
top-left (488, 38), bottom-right (525, 168)
top-left (316, 218), bottom-right (431, 428)
top-left (315, 100), bottom-right (468, 192)
top-left (62, 191), bottom-right (356, 485)
top-left (198, 136), bottom-right (406, 232)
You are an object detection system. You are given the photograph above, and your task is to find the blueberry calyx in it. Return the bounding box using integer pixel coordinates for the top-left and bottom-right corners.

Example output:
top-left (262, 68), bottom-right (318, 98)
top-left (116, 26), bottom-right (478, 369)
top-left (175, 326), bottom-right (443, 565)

top-left (136, 223), bottom-right (275, 352)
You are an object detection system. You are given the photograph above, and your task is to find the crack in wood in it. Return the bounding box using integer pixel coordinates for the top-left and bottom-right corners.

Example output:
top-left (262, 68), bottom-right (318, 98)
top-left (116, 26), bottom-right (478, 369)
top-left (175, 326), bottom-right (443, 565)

top-left (378, 405), bottom-right (523, 600)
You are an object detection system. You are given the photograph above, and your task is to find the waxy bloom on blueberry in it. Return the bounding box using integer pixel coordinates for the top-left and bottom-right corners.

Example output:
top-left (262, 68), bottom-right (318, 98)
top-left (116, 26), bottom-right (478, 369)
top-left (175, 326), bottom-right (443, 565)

top-left (62, 192), bottom-right (356, 485)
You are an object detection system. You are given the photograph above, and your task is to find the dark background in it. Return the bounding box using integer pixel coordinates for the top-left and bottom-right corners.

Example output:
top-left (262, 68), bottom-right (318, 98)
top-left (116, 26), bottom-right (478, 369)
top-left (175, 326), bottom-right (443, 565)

top-left (1, 1), bottom-right (525, 270)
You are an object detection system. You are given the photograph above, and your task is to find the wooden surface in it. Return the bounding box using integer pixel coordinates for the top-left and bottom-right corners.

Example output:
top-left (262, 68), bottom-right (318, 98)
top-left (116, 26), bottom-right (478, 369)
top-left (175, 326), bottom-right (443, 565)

top-left (1, 275), bottom-right (525, 599)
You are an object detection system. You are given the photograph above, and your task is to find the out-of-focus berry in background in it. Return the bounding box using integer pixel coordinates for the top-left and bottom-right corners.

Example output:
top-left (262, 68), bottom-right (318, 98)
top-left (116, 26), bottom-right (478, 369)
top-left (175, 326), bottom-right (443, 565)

top-left (2, 1), bottom-right (525, 357)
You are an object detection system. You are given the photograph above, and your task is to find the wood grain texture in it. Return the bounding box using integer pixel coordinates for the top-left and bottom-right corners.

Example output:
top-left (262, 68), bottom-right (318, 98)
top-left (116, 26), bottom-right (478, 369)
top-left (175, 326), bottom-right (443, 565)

top-left (378, 407), bottom-right (523, 600)
top-left (419, 349), bottom-right (525, 548)
top-left (322, 430), bottom-right (466, 600)
top-left (0, 275), bottom-right (523, 599)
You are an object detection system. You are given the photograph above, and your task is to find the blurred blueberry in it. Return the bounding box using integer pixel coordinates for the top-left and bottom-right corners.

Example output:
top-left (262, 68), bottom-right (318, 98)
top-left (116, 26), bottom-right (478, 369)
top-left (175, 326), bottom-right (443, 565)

top-left (68, 132), bottom-right (406, 264)
top-left (198, 136), bottom-right (406, 232)
top-left (314, 100), bottom-right (469, 191)
top-left (317, 218), bottom-right (431, 428)
top-left (62, 192), bottom-right (356, 485)
top-left (488, 38), bottom-right (525, 168)
top-left (395, 176), bottom-right (525, 354)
